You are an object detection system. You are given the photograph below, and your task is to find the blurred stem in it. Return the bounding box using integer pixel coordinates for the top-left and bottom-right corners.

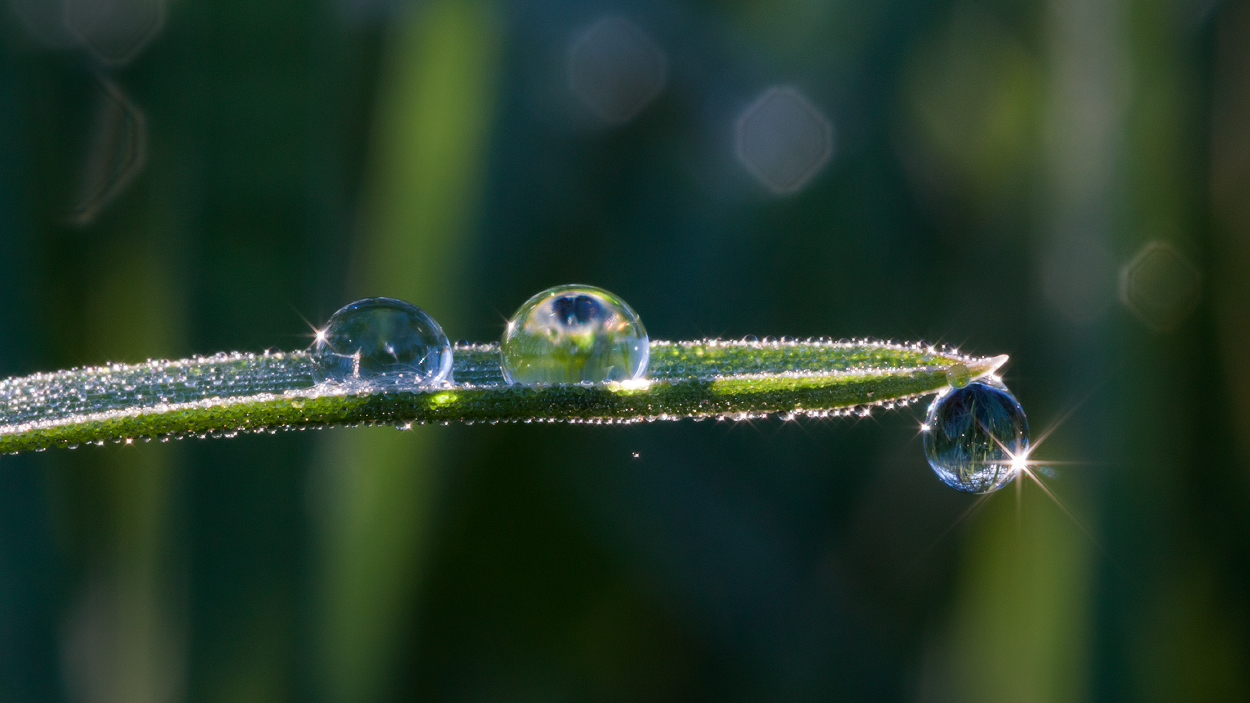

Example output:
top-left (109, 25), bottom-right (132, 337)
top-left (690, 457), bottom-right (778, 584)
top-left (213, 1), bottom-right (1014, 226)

top-left (929, 0), bottom-right (1123, 697)
top-left (312, 3), bottom-right (502, 703)
top-left (923, 485), bottom-right (1091, 702)
top-left (59, 204), bottom-right (185, 702)
top-left (1212, 0), bottom-right (1250, 475)
top-left (1116, 1), bottom-right (1249, 699)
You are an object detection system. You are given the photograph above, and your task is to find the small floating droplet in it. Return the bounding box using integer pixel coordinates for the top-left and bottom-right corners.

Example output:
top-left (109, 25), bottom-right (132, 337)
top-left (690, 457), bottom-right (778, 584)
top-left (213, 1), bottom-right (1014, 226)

top-left (311, 297), bottom-right (453, 387)
top-left (500, 284), bottom-right (648, 384)
top-left (923, 381), bottom-right (1029, 493)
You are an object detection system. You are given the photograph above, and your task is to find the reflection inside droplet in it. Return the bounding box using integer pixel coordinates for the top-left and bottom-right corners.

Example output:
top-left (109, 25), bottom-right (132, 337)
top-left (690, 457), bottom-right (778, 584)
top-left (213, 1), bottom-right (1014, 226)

top-left (500, 284), bottom-right (649, 384)
top-left (923, 381), bottom-right (1029, 493)
top-left (311, 297), bottom-right (454, 387)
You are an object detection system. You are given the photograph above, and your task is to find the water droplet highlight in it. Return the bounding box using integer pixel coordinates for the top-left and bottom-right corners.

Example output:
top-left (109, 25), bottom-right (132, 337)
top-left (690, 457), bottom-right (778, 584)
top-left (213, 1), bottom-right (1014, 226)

top-left (923, 381), bottom-right (1029, 493)
top-left (500, 285), bottom-right (648, 384)
top-left (311, 297), bottom-right (453, 387)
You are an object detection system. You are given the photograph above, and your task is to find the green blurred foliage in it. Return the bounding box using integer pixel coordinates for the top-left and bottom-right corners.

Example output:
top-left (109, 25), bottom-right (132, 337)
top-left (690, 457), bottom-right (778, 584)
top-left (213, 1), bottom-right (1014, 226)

top-left (1, 0), bottom-right (1249, 701)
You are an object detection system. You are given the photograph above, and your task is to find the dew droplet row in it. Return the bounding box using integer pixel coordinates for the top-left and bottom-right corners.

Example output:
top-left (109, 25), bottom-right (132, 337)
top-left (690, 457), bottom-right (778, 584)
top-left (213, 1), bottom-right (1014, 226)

top-left (309, 285), bottom-right (650, 389)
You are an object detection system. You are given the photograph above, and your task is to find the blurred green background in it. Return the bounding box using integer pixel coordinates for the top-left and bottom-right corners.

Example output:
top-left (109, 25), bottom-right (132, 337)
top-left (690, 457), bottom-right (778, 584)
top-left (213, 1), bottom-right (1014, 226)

top-left (2, 0), bottom-right (1249, 700)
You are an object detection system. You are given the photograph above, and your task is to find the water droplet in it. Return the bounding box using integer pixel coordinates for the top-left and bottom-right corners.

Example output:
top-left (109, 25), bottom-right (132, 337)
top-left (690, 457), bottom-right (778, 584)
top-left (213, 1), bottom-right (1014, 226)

top-left (923, 381), bottom-right (1029, 493)
top-left (945, 363), bottom-right (972, 388)
top-left (311, 297), bottom-right (453, 387)
top-left (500, 285), bottom-right (648, 384)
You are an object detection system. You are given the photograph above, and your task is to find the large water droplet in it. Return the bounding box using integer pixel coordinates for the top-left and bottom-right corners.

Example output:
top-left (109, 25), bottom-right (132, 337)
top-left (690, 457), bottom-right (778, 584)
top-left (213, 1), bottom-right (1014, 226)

top-left (923, 381), bottom-right (1029, 493)
top-left (500, 285), bottom-right (648, 384)
top-left (311, 297), bottom-right (453, 387)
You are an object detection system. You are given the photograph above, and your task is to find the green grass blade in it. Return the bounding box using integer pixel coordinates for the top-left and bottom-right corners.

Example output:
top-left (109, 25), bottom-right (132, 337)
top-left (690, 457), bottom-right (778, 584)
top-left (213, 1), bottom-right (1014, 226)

top-left (0, 339), bottom-right (1007, 454)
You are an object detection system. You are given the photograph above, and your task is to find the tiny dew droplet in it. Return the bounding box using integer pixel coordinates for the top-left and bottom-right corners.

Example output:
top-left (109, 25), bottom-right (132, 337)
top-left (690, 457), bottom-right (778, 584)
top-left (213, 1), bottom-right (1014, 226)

top-left (923, 381), bottom-right (1029, 493)
top-left (311, 297), bottom-right (453, 387)
top-left (946, 362), bottom-right (972, 388)
top-left (500, 284), bottom-right (649, 384)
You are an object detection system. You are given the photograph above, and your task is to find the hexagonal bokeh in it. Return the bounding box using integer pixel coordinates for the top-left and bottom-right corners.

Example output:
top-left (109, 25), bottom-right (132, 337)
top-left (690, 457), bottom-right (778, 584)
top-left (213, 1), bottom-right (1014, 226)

top-left (1118, 241), bottom-right (1201, 332)
top-left (10, 0), bottom-right (78, 49)
top-left (568, 17), bottom-right (667, 125)
top-left (735, 86), bottom-right (834, 195)
top-left (64, 0), bottom-right (164, 66)
top-left (70, 77), bottom-right (148, 225)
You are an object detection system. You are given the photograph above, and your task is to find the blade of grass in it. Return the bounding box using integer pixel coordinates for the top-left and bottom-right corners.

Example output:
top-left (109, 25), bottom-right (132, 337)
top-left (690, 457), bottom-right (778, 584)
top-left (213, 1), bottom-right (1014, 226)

top-left (0, 339), bottom-right (1007, 454)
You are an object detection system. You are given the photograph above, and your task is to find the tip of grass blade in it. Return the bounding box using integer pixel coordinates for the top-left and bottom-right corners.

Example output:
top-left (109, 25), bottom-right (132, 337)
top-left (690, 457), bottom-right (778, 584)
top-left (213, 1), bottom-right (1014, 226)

top-left (981, 354), bottom-right (1010, 376)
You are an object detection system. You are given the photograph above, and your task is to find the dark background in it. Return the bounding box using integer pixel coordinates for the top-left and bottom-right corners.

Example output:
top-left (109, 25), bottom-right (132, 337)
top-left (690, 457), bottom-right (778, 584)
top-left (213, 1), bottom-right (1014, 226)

top-left (2, 0), bottom-right (1249, 700)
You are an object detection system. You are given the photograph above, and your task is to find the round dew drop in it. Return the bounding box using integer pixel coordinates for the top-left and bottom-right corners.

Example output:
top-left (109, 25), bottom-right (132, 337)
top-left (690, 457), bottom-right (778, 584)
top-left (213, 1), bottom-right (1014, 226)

top-left (311, 297), bottom-right (453, 387)
top-left (923, 381), bottom-right (1029, 493)
top-left (945, 362), bottom-right (972, 389)
top-left (500, 284), bottom-right (649, 384)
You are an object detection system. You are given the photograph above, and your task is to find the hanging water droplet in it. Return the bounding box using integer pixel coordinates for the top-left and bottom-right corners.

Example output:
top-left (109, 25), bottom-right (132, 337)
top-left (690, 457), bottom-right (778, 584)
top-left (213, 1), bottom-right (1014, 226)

top-left (311, 297), bottom-right (453, 387)
top-left (945, 362), bottom-right (972, 388)
top-left (923, 381), bottom-right (1029, 493)
top-left (500, 285), bottom-right (648, 384)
